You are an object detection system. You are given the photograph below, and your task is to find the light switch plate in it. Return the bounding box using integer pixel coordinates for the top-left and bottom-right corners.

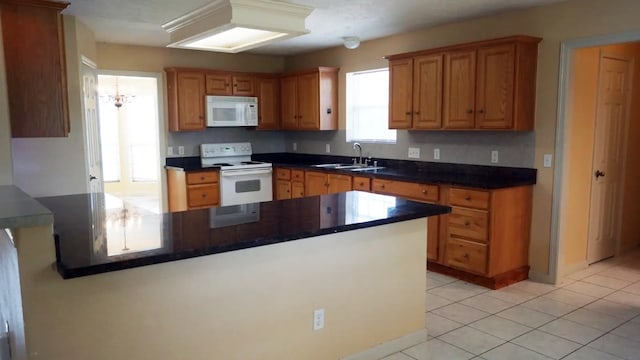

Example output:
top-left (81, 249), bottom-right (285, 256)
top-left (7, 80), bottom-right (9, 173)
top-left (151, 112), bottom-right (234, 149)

top-left (491, 150), bottom-right (499, 163)
top-left (178, 146), bottom-right (185, 156)
top-left (167, 146), bottom-right (174, 156)
top-left (544, 154), bottom-right (553, 168)
top-left (408, 147), bottom-right (420, 159)
top-left (433, 148), bottom-right (440, 160)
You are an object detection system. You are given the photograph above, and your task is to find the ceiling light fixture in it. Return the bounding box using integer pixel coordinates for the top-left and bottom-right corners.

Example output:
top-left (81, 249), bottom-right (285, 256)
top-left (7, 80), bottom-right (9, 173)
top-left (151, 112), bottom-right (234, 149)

top-left (162, 0), bottom-right (314, 53)
top-left (342, 36), bottom-right (360, 50)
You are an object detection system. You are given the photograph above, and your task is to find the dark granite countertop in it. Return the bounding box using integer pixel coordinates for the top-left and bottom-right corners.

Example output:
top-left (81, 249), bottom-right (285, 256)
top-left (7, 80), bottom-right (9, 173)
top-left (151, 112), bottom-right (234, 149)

top-left (37, 191), bottom-right (449, 279)
top-left (166, 153), bottom-right (536, 189)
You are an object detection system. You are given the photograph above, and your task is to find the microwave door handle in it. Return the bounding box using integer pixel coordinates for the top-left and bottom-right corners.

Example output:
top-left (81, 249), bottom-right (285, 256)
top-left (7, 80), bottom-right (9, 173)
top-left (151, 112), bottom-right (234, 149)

top-left (221, 169), bottom-right (273, 177)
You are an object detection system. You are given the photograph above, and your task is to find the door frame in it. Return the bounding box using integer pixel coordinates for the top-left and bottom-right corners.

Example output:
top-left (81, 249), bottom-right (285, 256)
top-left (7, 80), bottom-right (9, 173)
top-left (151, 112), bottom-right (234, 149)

top-left (94, 69), bottom-right (168, 211)
top-left (550, 30), bottom-right (640, 284)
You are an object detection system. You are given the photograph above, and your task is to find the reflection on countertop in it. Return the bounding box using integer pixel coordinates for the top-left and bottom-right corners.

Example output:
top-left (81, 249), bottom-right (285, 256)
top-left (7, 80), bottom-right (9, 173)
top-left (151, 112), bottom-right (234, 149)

top-left (37, 191), bottom-right (450, 279)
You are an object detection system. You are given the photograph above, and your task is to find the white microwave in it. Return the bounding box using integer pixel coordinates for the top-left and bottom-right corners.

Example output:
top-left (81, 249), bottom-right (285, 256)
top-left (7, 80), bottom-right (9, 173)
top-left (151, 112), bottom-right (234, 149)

top-left (206, 96), bottom-right (258, 127)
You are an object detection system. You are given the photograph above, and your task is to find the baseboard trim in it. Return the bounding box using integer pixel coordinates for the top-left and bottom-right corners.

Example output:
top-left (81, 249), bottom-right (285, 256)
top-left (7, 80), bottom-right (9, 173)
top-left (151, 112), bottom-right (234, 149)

top-left (427, 262), bottom-right (528, 289)
top-left (342, 329), bottom-right (427, 360)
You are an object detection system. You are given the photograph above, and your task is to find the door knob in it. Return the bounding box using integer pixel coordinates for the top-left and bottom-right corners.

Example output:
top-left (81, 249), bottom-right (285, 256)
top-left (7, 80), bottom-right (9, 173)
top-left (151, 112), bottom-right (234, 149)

top-left (595, 170), bottom-right (606, 179)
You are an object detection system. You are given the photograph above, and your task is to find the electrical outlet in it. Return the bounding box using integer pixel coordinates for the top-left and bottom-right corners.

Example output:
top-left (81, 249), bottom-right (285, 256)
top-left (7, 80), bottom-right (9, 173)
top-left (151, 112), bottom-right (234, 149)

top-left (325, 144), bottom-right (331, 153)
top-left (167, 146), bottom-right (174, 156)
top-left (543, 154), bottom-right (553, 168)
top-left (433, 148), bottom-right (440, 160)
top-left (408, 147), bottom-right (420, 159)
top-left (491, 150), bottom-right (499, 164)
top-left (313, 309), bottom-right (325, 331)
top-left (178, 146), bottom-right (185, 156)
top-left (293, 142), bottom-right (297, 151)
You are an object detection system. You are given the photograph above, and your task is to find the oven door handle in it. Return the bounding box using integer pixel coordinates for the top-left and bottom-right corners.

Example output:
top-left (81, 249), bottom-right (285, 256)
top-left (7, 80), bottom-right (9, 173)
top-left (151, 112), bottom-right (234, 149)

top-left (221, 169), bottom-right (273, 177)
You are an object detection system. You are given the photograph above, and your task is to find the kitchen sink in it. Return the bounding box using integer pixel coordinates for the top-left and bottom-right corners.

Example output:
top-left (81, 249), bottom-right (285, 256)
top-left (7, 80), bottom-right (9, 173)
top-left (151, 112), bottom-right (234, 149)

top-left (311, 163), bottom-right (385, 171)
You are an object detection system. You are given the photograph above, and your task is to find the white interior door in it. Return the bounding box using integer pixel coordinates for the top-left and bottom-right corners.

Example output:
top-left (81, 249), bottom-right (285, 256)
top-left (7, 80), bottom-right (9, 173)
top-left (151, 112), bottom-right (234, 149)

top-left (586, 54), bottom-right (630, 264)
top-left (82, 60), bottom-right (108, 258)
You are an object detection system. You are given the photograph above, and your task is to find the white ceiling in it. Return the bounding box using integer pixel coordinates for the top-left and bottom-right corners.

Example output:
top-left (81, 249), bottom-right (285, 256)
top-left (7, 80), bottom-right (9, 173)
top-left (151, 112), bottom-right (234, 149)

top-left (64, 0), bottom-right (564, 56)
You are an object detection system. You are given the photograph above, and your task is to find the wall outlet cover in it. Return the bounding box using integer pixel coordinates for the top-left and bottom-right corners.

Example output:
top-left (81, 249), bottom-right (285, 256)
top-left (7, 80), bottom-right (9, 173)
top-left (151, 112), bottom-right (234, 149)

top-left (433, 148), bottom-right (440, 160)
top-left (491, 150), bottom-right (499, 163)
top-left (313, 309), bottom-right (325, 331)
top-left (408, 147), bottom-right (420, 159)
top-left (325, 144), bottom-right (331, 153)
top-left (292, 142), bottom-right (297, 151)
top-left (178, 146), bottom-right (185, 156)
top-left (543, 154), bottom-right (553, 168)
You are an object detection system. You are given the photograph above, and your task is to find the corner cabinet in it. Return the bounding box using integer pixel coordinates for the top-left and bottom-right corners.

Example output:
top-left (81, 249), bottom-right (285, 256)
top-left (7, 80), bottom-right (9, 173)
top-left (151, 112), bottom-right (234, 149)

top-left (166, 69), bottom-right (206, 131)
top-left (387, 35), bottom-right (541, 131)
top-left (167, 169), bottom-right (220, 211)
top-left (0, 0), bottom-right (70, 137)
top-left (280, 67), bottom-right (339, 131)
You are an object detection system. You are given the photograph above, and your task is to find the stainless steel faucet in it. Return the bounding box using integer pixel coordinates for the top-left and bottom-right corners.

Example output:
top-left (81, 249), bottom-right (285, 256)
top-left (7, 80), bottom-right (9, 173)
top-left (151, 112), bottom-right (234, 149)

top-left (353, 142), bottom-right (363, 165)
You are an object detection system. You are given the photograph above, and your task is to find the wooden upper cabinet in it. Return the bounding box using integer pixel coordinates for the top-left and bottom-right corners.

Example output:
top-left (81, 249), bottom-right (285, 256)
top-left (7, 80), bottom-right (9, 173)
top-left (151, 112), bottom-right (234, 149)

top-left (386, 35), bottom-right (541, 131)
top-left (280, 76), bottom-right (298, 129)
top-left (413, 54), bottom-right (443, 129)
top-left (476, 44), bottom-right (515, 129)
top-left (388, 58), bottom-right (413, 129)
top-left (256, 77), bottom-right (280, 130)
top-left (389, 55), bottom-right (443, 130)
top-left (205, 73), bottom-right (255, 96)
top-left (166, 69), bottom-right (206, 131)
top-left (443, 50), bottom-right (476, 129)
top-left (1, 0), bottom-right (70, 137)
top-left (279, 67), bottom-right (338, 131)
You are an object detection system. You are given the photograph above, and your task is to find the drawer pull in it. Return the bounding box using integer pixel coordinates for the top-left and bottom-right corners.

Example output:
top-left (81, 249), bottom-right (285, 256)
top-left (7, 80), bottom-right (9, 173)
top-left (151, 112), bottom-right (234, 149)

top-left (422, 189), bottom-right (428, 195)
top-left (463, 253), bottom-right (469, 259)
top-left (464, 220), bottom-right (470, 226)
top-left (465, 195), bottom-right (471, 201)
top-left (202, 194), bottom-right (207, 198)
top-left (200, 176), bottom-right (205, 180)
top-left (359, 182), bottom-right (364, 186)
top-left (381, 184), bottom-right (385, 189)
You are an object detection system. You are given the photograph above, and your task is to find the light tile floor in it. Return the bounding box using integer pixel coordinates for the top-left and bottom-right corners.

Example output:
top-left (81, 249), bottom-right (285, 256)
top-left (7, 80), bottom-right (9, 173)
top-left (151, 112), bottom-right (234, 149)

top-left (378, 247), bottom-right (640, 360)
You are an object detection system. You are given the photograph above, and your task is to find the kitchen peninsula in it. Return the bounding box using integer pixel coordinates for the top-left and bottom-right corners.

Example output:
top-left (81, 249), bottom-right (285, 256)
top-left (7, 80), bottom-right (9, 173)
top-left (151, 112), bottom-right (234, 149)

top-left (4, 190), bottom-right (449, 360)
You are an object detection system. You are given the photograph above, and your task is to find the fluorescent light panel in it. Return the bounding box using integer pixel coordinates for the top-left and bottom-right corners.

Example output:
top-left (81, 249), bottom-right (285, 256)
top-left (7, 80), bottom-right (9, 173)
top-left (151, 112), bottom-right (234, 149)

top-left (184, 27), bottom-right (289, 52)
top-left (163, 0), bottom-right (313, 53)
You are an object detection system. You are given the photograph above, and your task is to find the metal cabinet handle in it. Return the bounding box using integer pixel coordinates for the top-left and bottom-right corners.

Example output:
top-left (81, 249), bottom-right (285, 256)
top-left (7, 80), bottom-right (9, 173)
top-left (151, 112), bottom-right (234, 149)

top-left (422, 189), bottom-right (428, 195)
top-left (465, 195), bottom-right (471, 201)
top-left (415, 111), bottom-right (420, 115)
top-left (478, 109), bottom-right (484, 114)
top-left (405, 111), bottom-right (411, 115)
top-left (466, 109), bottom-right (473, 114)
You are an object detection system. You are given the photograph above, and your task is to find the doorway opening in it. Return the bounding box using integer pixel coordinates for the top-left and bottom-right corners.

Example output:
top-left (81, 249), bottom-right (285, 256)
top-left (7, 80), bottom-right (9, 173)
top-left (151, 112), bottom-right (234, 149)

top-left (553, 36), bottom-right (640, 282)
top-left (97, 74), bottom-right (162, 214)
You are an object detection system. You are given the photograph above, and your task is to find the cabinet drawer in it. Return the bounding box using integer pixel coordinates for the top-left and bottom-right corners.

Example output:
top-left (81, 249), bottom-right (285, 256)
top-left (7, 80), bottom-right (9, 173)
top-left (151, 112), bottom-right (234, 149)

top-left (352, 176), bottom-right (371, 191)
top-left (187, 184), bottom-right (219, 208)
top-left (445, 237), bottom-right (488, 274)
top-left (186, 171), bottom-right (219, 185)
top-left (448, 207), bottom-right (488, 242)
top-left (449, 188), bottom-right (490, 209)
top-left (276, 168), bottom-right (291, 180)
top-left (291, 169), bottom-right (304, 181)
top-left (372, 179), bottom-right (439, 203)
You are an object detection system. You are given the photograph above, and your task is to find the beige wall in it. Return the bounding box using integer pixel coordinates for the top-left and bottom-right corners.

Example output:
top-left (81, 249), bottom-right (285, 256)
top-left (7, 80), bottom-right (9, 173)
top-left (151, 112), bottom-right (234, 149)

top-left (561, 43), bottom-right (640, 272)
top-left (17, 220), bottom-right (426, 360)
top-left (0, 14), bottom-right (13, 185)
top-left (97, 43), bottom-right (284, 73)
top-left (283, 0), bottom-right (640, 277)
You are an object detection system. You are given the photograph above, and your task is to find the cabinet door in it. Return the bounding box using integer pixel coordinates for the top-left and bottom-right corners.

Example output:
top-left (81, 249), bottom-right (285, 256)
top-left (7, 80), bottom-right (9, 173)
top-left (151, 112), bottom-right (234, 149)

top-left (476, 44), bottom-right (515, 129)
top-left (232, 75), bottom-right (255, 96)
top-left (291, 181), bottom-right (305, 198)
top-left (276, 180), bottom-right (292, 200)
top-left (388, 58), bottom-right (414, 129)
top-left (427, 217), bottom-right (439, 261)
top-left (280, 76), bottom-right (298, 129)
top-left (1, 0), bottom-right (69, 137)
top-left (256, 77), bottom-right (280, 130)
top-left (352, 176), bottom-right (371, 191)
top-left (187, 184), bottom-right (219, 208)
top-left (205, 73), bottom-right (232, 95)
top-left (304, 171), bottom-right (328, 196)
top-left (177, 72), bottom-right (206, 131)
top-left (297, 73), bottom-right (321, 130)
top-left (413, 54), bottom-right (443, 129)
top-left (443, 50), bottom-right (476, 129)
top-left (327, 174), bottom-right (352, 194)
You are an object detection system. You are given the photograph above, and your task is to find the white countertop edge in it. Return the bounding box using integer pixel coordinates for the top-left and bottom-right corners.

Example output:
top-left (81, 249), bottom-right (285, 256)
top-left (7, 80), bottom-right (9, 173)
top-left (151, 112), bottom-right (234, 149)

top-left (0, 185), bottom-right (54, 229)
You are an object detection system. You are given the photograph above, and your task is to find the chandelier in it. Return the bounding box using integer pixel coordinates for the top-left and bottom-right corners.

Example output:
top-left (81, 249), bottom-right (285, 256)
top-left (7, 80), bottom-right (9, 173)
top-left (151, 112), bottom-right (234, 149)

top-left (100, 76), bottom-right (135, 109)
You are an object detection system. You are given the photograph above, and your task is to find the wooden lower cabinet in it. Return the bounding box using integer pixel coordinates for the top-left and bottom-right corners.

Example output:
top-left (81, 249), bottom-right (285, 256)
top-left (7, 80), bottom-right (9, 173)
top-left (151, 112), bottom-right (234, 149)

top-left (167, 169), bottom-right (220, 211)
top-left (275, 168), bottom-right (305, 200)
top-left (305, 171), bottom-right (352, 196)
top-left (432, 185), bottom-right (533, 289)
top-left (371, 178), bottom-right (440, 261)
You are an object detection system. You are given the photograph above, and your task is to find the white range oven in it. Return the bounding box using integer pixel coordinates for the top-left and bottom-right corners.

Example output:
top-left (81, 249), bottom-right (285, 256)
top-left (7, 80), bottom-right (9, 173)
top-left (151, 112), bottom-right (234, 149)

top-left (200, 142), bottom-right (273, 206)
